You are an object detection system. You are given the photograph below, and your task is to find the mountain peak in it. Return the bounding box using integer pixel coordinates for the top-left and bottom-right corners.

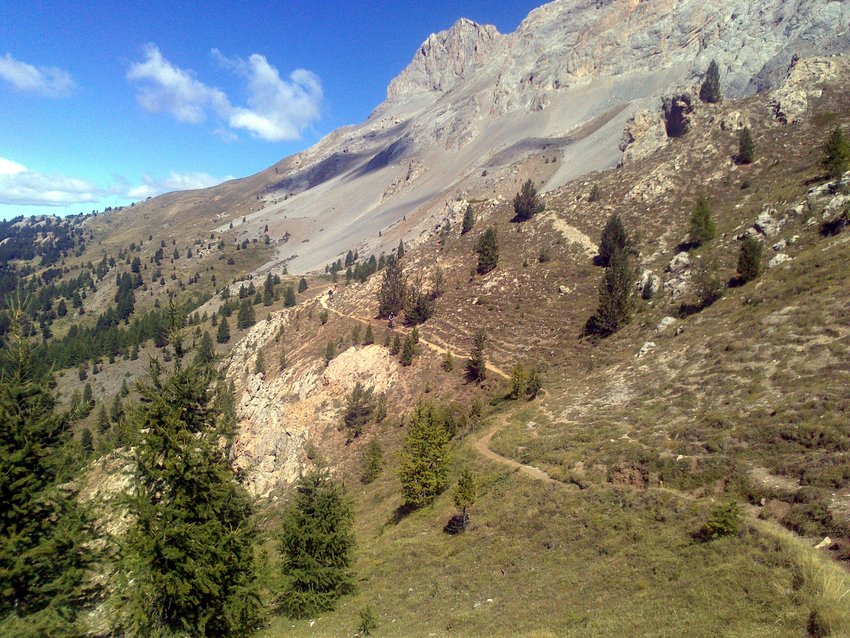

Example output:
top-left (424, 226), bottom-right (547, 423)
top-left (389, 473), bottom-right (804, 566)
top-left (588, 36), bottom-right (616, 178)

top-left (386, 17), bottom-right (502, 103)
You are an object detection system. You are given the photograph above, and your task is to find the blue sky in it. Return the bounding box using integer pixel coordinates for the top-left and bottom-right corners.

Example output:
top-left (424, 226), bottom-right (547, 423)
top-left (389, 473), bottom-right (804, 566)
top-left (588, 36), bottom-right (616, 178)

top-left (0, 1), bottom-right (542, 219)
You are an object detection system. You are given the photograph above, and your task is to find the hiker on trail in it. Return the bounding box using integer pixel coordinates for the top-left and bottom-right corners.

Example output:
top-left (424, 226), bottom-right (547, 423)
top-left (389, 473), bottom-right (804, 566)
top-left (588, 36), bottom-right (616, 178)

top-left (388, 313), bottom-right (395, 329)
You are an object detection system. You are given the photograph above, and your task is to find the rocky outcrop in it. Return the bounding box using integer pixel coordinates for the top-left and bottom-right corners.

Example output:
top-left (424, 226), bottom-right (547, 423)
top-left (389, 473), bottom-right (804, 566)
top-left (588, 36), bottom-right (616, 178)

top-left (387, 18), bottom-right (502, 102)
top-left (771, 57), bottom-right (846, 124)
top-left (620, 109), bottom-right (668, 164)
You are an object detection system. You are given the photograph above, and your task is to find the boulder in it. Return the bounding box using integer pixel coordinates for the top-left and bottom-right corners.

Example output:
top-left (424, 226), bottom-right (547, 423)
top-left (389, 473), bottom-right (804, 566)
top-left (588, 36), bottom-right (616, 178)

top-left (768, 253), bottom-right (791, 268)
top-left (656, 316), bottom-right (678, 333)
top-left (667, 251), bottom-right (691, 272)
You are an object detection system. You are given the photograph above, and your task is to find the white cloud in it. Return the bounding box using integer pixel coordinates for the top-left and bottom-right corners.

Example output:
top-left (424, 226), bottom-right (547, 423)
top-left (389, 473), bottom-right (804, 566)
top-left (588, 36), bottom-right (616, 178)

top-left (225, 56), bottom-right (322, 141)
top-left (128, 171), bottom-right (233, 199)
top-left (0, 157), bottom-right (27, 175)
top-left (0, 157), bottom-right (99, 206)
top-left (0, 53), bottom-right (75, 97)
top-left (127, 44), bottom-right (228, 123)
top-left (127, 45), bottom-right (322, 141)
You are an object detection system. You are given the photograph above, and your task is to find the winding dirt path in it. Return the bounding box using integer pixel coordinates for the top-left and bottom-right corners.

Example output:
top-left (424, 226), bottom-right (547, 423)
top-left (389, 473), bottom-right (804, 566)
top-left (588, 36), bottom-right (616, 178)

top-left (318, 293), bottom-right (510, 380)
top-left (474, 418), bottom-right (559, 484)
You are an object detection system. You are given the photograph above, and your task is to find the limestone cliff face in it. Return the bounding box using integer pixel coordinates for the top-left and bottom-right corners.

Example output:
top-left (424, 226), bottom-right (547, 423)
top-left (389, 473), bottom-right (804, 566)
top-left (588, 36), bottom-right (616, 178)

top-left (386, 18), bottom-right (503, 102)
top-left (386, 0), bottom-right (850, 115)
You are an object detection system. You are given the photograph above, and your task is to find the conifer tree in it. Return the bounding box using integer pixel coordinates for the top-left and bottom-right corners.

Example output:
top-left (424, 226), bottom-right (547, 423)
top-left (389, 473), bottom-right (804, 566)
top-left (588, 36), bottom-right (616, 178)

top-left (397, 239), bottom-right (405, 259)
top-left (598, 212), bottom-right (629, 267)
top-left (377, 258), bottom-right (406, 318)
top-left (110, 393), bottom-right (124, 424)
top-left (96, 404), bottom-right (109, 433)
top-left (0, 314), bottom-right (94, 635)
top-left (700, 59), bottom-right (721, 103)
top-left (237, 299), bottom-right (256, 330)
top-left (117, 321), bottom-right (261, 637)
top-left (360, 439), bottom-right (383, 484)
top-left (509, 364), bottom-right (528, 399)
top-left (689, 195), bottom-right (716, 246)
top-left (461, 204), bottom-right (475, 235)
top-left (452, 469), bottom-right (476, 532)
top-left (513, 179), bottom-right (545, 221)
top-left (362, 324), bottom-right (374, 345)
top-left (389, 334), bottom-right (401, 356)
top-left (737, 126), bottom-right (754, 165)
top-left (823, 126), bottom-right (850, 182)
top-left (737, 236), bottom-right (763, 284)
top-left (586, 246), bottom-right (636, 337)
top-left (216, 316), bottom-right (231, 344)
top-left (283, 285), bottom-right (297, 307)
top-left (400, 334), bottom-right (415, 366)
top-left (192, 331), bottom-right (214, 366)
top-left (398, 400), bottom-right (452, 508)
top-left (466, 329), bottom-right (488, 381)
top-left (324, 341), bottom-right (336, 366)
top-left (476, 228), bottom-right (499, 275)
top-left (343, 382), bottom-right (374, 438)
top-left (298, 277), bottom-right (308, 293)
top-left (404, 281), bottom-right (435, 326)
top-left (279, 467), bottom-right (354, 619)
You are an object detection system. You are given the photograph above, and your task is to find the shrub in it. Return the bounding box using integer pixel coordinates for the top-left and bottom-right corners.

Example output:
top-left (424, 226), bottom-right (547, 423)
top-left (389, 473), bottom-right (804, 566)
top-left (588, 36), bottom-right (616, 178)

top-left (358, 605), bottom-right (378, 636)
top-left (700, 502), bottom-right (741, 540)
top-left (737, 236), bottom-right (762, 284)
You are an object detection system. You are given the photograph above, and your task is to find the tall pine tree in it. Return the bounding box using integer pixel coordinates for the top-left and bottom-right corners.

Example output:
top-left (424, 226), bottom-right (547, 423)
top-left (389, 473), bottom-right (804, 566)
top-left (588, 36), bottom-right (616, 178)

top-left (398, 400), bottom-right (453, 508)
top-left (278, 467), bottom-right (354, 619)
top-left (0, 313), bottom-right (94, 636)
top-left (116, 321), bottom-right (261, 637)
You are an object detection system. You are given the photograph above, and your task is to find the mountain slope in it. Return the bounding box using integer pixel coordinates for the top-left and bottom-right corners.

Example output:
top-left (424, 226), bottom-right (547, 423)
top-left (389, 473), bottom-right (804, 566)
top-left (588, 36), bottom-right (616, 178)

top-left (101, 0), bottom-right (850, 274)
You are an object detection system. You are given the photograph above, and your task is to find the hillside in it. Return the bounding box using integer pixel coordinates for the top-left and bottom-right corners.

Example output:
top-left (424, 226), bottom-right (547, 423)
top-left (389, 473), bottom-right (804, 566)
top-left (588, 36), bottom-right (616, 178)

top-left (1, 2), bottom-right (850, 636)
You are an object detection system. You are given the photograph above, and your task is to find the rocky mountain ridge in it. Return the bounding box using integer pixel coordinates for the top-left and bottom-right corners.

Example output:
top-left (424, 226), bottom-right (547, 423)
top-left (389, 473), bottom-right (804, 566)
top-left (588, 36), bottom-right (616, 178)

top-left (108, 0), bottom-right (849, 275)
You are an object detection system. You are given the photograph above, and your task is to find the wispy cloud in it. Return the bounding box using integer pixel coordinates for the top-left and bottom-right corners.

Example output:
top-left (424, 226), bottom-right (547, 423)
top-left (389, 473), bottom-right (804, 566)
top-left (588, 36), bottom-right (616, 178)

top-left (0, 53), bottom-right (76, 97)
top-left (128, 171), bottom-right (233, 199)
top-left (0, 157), bottom-right (99, 206)
top-left (127, 44), bottom-right (322, 142)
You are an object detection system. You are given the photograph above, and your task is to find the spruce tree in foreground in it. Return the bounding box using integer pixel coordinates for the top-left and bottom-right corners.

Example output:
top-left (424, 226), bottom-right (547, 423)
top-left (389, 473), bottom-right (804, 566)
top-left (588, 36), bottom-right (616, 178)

top-left (398, 400), bottom-right (453, 508)
top-left (0, 315), bottom-right (94, 636)
top-left (689, 195), bottom-right (716, 247)
top-left (279, 467), bottom-right (354, 619)
top-left (117, 327), bottom-right (261, 637)
top-left (466, 329), bottom-right (488, 381)
top-left (513, 179), bottom-right (545, 221)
